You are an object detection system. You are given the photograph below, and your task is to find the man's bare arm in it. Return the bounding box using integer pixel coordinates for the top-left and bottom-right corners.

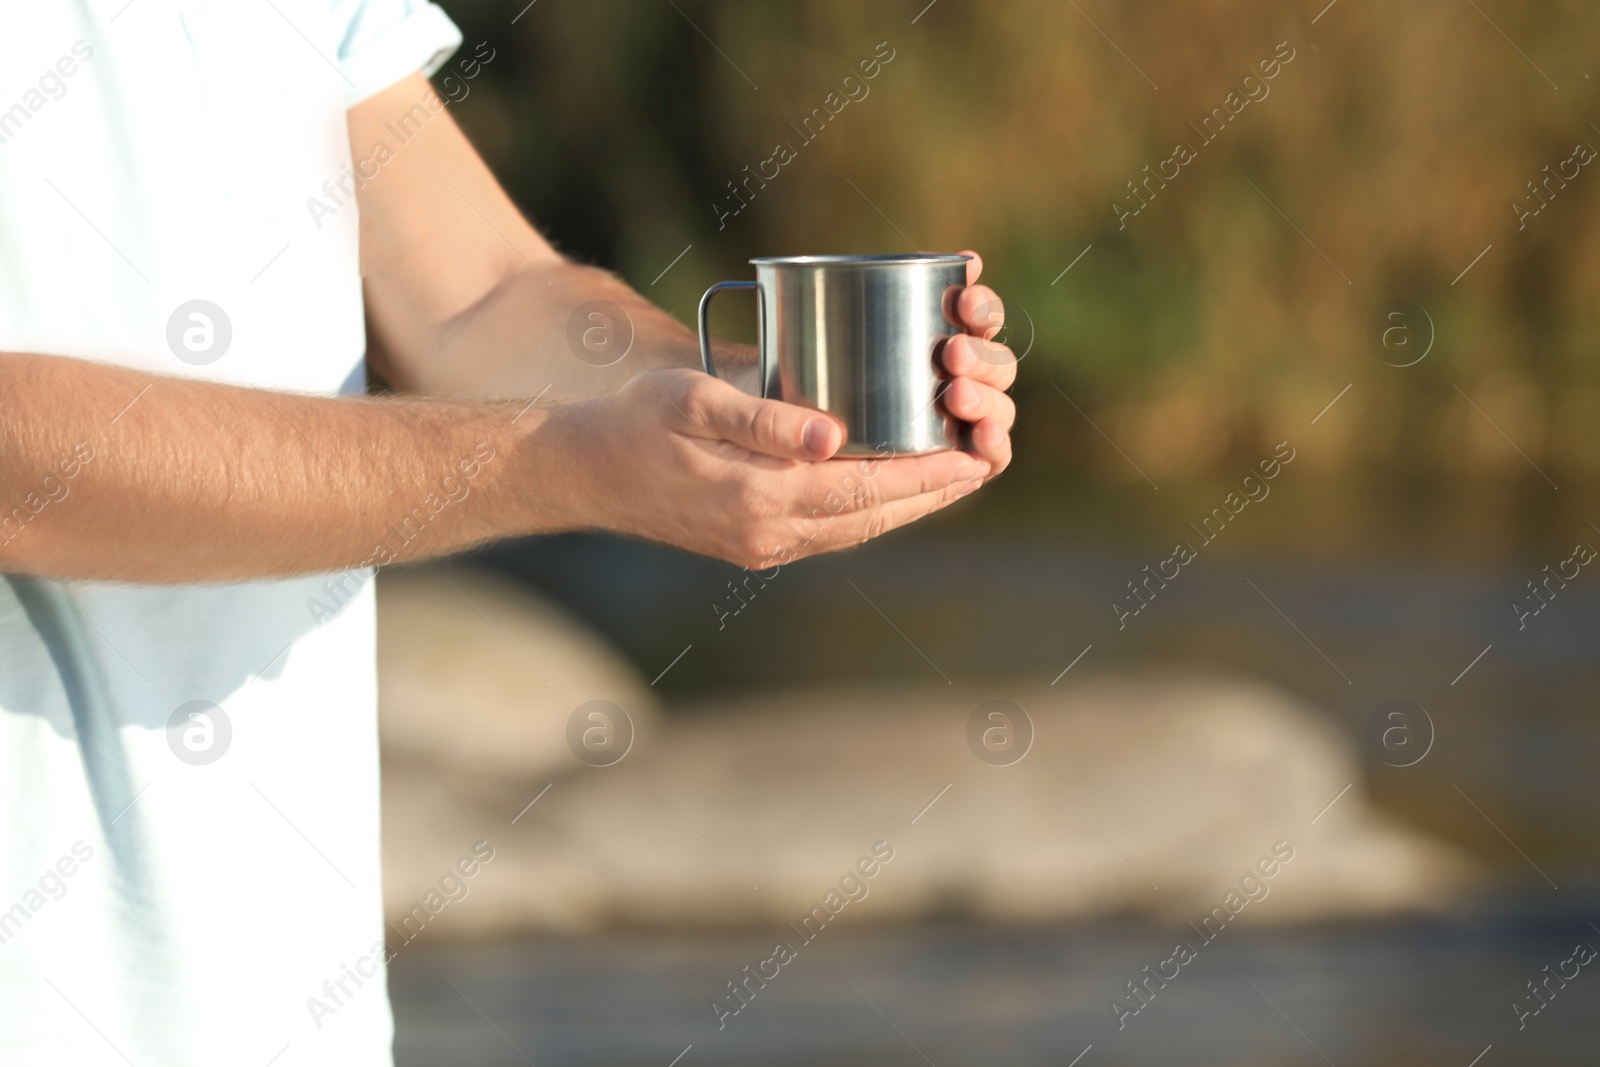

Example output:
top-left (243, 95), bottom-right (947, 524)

top-left (0, 352), bottom-right (569, 583)
top-left (0, 353), bottom-right (987, 583)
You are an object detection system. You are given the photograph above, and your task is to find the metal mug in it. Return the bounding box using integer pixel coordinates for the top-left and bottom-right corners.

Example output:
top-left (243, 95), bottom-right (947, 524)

top-left (697, 253), bottom-right (972, 456)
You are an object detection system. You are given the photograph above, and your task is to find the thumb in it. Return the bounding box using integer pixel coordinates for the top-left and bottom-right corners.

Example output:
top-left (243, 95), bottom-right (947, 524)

top-left (681, 377), bottom-right (842, 460)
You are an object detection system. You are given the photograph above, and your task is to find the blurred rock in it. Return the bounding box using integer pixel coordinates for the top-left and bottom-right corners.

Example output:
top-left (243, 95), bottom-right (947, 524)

top-left (377, 566), bottom-right (1476, 937)
top-left (377, 564), bottom-right (659, 928)
top-left (377, 564), bottom-right (659, 779)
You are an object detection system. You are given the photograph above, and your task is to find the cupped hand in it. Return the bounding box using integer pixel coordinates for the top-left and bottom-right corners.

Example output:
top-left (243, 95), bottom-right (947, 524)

top-left (943, 250), bottom-right (1017, 475)
top-left (545, 367), bottom-right (991, 568)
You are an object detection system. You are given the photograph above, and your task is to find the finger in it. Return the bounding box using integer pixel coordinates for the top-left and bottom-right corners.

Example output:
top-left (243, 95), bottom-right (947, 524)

top-left (957, 284), bottom-right (1003, 339)
top-left (959, 249), bottom-right (984, 286)
top-left (676, 374), bottom-right (842, 460)
top-left (782, 477), bottom-right (986, 562)
top-left (790, 450), bottom-right (990, 514)
top-left (941, 333), bottom-right (1017, 391)
top-left (968, 415), bottom-right (1013, 474)
top-left (942, 376), bottom-right (1016, 430)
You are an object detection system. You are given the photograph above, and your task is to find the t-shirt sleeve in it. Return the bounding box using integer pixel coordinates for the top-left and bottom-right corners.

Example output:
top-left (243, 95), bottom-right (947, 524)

top-left (328, 0), bottom-right (464, 107)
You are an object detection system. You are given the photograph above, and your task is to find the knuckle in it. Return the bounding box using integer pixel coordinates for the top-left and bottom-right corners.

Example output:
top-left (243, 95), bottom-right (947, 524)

top-left (774, 539), bottom-right (810, 567)
top-left (681, 378), bottom-right (718, 431)
top-left (677, 394), bottom-right (706, 434)
top-left (950, 378), bottom-right (979, 414)
top-left (846, 471), bottom-right (881, 512)
top-left (945, 334), bottom-right (974, 366)
top-left (997, 392), bottom-right (1017, 427)
top-left (972, 294), bottom-right (1004, 328)
top-left (972, 340), bottom-right (1015, 373)
top-left (731, 480), bottom-right (779, 525)
top-left (748, 402), bottom-right (782, 449)
top-left (861, 509), bottom-right (888, 543)
top-left (733, 528), bottom-right (775, 569)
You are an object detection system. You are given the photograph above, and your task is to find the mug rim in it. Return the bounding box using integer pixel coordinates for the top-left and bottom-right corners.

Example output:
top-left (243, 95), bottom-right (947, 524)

top-left (749, 253), bottom-right (973, 267)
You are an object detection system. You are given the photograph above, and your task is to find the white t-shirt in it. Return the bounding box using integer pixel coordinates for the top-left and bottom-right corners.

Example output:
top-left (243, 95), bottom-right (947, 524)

top-left (0, 3), bottom-right (461, 1064)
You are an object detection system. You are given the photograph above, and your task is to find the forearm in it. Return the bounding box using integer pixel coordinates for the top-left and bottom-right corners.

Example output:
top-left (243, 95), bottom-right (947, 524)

top-left (365, 257), bottom-right (757, 402)
top-left (0, 352), bottom-right (569, 584)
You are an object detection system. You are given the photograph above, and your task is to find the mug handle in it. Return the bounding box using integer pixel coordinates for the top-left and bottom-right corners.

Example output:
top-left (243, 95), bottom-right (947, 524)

top-left (697, 280), bottom-right (764, 396)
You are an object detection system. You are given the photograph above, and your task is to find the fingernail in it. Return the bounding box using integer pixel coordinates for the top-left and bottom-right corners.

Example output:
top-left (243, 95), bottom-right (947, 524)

top-left (802, 418), bottom-right (833, 457)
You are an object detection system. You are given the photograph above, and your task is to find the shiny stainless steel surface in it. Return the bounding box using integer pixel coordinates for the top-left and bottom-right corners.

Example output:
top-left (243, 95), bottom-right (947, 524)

top-left (698, 253), bottom-right (970, 455)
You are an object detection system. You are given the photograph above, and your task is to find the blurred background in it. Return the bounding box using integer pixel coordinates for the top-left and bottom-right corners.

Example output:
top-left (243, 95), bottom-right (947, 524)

top-left (377, 1), bottom-right (1600, 1063)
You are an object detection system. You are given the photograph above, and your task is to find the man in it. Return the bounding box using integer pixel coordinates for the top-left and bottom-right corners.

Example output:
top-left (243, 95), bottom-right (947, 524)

top-left (0, 2), bottom-right (1016, 1064)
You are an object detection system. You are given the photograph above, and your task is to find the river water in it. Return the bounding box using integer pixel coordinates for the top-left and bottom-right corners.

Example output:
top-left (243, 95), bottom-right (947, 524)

top-left (391, 895), bottom-right (1600, 1066)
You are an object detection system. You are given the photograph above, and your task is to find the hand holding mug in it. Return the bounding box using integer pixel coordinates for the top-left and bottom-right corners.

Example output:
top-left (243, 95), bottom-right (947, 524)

top-left (941, 250), bottom-right (1016, 477)
top-left (698, 250), bottom-right (1016, 473)
top-left (539, 367), bottom-right (991, 568)
top-left (557, 248), bottom-right (1014, 569)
